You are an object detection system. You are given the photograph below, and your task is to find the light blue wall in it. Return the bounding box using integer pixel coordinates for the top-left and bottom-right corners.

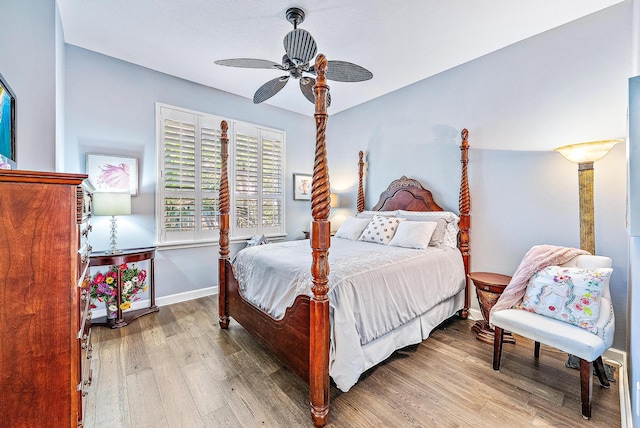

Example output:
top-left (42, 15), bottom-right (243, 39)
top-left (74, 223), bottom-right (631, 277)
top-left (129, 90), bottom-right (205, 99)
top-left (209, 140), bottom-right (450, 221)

top-left (627, 75), bottom-right (640, 427)
top-left (0, 0), bottom-right (57, 171)
top-left (326, 2), bottom-right (631, 349)
top-left (64, 45), bottom-right (315, 297)
top-left (55, 2), bottom-right (66, 171)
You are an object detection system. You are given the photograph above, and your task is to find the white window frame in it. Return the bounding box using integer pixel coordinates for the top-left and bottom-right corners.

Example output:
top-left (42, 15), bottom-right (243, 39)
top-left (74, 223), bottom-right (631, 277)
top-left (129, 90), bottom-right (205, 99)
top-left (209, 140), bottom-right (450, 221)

top-left (155, 103), bottom-right (286, 248)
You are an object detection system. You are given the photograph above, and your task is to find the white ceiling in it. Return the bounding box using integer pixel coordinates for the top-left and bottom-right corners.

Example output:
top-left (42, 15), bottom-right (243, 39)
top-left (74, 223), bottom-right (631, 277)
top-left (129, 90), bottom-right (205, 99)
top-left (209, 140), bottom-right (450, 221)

top-left (57, 0), bottom-right (623, 117)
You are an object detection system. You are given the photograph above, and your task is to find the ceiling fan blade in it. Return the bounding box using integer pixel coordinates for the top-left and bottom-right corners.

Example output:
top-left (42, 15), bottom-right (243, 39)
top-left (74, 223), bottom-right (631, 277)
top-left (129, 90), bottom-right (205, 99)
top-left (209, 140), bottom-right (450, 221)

top-left (283, 29), bottom-right (317, 65)
top-left (325, 60), bottom-right (373, 82)
top-left (253, 76), bottom-right (289, 104)
top-left (299, 78), bottom-right (331, 107)
top-left (299, 77), bottom-right (315, 104)
top-left (215, 58), bottom-right (283, 70)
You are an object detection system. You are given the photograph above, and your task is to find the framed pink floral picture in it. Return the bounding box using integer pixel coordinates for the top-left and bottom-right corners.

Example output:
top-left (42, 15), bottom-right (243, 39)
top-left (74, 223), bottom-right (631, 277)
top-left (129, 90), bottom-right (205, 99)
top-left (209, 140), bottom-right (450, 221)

top-left (86, 153), bottom-right (139, 195)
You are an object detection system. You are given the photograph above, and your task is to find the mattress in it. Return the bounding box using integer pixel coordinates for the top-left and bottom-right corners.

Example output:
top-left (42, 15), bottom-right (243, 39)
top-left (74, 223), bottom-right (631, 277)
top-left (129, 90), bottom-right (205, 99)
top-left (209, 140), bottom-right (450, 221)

top-left (233, 238), bottom-right (466, 391)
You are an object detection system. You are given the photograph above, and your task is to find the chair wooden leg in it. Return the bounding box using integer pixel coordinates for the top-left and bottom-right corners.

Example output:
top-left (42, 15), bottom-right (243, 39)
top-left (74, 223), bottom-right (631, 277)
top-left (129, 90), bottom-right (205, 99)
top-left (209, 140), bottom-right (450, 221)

top-left (579, 358), bottom-right (592, 419)
top-left (534, 341), bottom-right (540, 359)
top-left (593, 356), bottom-right (610, 388)
top-left (493, 326), bottom-right (504, 370)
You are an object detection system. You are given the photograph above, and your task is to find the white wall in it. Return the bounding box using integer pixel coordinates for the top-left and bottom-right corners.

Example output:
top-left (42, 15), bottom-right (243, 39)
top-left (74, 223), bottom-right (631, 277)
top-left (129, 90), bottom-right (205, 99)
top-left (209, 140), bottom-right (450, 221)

top-left (64, 45), bottom-right (315, 297)
top-left (327, 2), bottom-right (631, 349)
top-left (0, 0), bottom-right (57, 171)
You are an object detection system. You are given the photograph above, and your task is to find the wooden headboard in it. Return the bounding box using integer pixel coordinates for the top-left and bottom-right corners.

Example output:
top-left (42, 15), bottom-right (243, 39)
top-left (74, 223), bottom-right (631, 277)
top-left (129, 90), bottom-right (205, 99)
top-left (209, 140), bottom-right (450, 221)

top-left (370, 176), bottom-right (444, 212)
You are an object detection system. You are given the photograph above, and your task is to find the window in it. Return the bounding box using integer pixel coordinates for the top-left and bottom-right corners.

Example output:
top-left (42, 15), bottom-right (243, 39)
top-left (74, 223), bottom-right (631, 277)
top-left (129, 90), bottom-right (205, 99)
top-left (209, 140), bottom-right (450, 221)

top-left (156, 104), bottom-right (285, 246)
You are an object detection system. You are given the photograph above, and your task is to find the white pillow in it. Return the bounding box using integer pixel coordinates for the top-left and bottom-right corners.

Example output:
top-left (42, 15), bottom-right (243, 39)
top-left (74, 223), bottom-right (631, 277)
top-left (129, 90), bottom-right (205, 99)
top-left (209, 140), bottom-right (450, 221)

top-left (334, 217), bottom-right (372, 241)
top-left (358, 215), bottom-right (404, 245)
top-left (396, 210), bottom-right (460, 248)
top-left (428, 218), bottom-right (448, 248)
top-left (356, 210), bottom-right (398, 219)
top-left (388, 221), bottom-right (438, 250)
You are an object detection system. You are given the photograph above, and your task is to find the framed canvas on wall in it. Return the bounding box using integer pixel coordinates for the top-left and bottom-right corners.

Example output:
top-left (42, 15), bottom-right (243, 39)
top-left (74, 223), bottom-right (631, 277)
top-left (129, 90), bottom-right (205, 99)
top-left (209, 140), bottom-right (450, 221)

top-left (0, 72), bottom-right (16, 170)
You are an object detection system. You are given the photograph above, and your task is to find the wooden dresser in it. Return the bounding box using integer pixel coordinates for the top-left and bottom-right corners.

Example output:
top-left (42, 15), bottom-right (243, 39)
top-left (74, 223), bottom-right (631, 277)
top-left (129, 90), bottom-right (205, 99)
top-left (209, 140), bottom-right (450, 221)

top-left (0, 170), bottom-right (94, 427)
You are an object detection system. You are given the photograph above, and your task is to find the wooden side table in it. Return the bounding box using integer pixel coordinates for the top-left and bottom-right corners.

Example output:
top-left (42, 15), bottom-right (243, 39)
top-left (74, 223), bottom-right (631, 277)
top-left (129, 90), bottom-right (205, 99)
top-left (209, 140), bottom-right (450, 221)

top-left (468, 272), bottom-right (515, 345)
top-left (90, 247), bottom-right (159, 328)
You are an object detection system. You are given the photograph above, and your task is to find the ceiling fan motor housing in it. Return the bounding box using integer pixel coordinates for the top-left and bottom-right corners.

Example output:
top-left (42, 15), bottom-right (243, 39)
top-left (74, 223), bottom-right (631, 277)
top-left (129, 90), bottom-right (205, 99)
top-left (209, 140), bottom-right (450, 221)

top-left (286, 7), bottom-right (305, 28)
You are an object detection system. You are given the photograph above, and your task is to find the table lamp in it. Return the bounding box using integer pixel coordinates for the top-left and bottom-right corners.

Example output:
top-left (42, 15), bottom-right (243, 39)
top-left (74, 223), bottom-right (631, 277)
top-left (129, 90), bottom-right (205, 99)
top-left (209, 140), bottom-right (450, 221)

top-left (554, 139), bottom-right (622, 254)
top-left (330, 193), bottom-right (338, 208)
top-left (92, 192), bottom-right (131, 254)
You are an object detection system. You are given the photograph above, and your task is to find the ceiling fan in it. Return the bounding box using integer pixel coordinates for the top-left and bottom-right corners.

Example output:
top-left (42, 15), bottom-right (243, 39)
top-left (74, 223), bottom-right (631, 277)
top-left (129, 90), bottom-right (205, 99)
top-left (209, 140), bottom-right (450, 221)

top-left (215, 7), bottom-right (373, 105)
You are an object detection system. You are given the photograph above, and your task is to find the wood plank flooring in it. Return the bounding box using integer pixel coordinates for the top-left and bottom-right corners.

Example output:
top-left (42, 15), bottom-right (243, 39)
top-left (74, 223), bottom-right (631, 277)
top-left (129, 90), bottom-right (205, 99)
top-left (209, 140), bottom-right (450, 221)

top-left (84, 296), bottom-right (621, 427)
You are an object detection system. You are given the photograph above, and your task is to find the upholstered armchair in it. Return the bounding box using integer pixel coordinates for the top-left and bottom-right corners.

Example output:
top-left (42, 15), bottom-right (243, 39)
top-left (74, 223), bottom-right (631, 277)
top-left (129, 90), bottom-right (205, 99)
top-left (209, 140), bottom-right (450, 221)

top-left (491, 254), bottom-right (614, 419)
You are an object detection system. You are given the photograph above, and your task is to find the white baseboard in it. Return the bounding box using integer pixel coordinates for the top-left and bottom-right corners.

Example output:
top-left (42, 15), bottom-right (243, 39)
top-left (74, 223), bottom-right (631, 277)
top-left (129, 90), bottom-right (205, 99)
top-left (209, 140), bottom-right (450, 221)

top-left (155, 285), bottom-right (218, 307)
top-left (469, 308), bottom-right (631, 426)
top-left (91, 286), bottom-right (219, 319)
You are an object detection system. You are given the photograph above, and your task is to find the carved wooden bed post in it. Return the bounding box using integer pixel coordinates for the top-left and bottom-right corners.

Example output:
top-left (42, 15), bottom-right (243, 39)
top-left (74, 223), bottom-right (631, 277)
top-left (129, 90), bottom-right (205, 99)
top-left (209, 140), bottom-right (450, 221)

top-left (309, 54), bottom-right (331, 427)
top-left (357, 151), bottom-right (365, 213)
top-left (458, 128), bottom-right (471, 319)
top-left (218, 120), bottom-right (230, 328)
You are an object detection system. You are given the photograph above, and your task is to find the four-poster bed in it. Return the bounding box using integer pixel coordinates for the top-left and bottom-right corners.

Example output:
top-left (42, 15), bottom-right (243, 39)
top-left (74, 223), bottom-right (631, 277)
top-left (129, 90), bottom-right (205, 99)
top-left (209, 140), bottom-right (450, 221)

top-left (218, 54), bottom-right (471, 427)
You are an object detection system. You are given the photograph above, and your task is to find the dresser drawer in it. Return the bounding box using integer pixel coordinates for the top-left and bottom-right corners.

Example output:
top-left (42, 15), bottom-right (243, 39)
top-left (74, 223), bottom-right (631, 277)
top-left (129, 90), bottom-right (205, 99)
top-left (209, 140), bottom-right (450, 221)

top-left (77, 243), bottom-right (92, 281)
top-left (78, 284), bottom-right (92, 338)
top-left (80, 328), bottom-right (93, 385)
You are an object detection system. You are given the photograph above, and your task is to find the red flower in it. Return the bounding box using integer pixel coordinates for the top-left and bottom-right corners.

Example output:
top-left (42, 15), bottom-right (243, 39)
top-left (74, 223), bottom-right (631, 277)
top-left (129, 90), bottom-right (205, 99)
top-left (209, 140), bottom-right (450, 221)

top-left (93, 272), bottom-right (105, 285)
top-left (548, 306), bottom-right (557, 312)
top-left (120, 263), bottom-right (128, 270)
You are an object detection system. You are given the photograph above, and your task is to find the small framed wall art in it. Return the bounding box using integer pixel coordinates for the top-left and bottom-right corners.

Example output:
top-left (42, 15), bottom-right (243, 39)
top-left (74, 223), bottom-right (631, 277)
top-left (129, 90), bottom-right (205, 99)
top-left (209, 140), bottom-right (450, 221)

top-left (0, 72), bottom-right (16, 170)
top-left (86, 153), bottom-right (139, 195)
top-left (293, 173), bottom-right (312, 201)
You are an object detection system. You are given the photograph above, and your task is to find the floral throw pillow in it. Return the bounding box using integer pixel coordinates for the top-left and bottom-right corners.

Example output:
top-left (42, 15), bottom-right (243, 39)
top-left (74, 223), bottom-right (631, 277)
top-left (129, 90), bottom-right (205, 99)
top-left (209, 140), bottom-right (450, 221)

top-left (519, 266), bottom-right (612, 334)
top-left (358, 215), bottom-right (404, 245)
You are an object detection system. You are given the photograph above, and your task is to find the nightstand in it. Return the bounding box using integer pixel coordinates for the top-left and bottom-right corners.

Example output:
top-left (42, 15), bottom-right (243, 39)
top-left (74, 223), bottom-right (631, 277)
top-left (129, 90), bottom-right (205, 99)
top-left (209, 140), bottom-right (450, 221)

top-left (468, 272), bottom-right (516, 345)
top-left (90, 247), bottom-right (158, 328)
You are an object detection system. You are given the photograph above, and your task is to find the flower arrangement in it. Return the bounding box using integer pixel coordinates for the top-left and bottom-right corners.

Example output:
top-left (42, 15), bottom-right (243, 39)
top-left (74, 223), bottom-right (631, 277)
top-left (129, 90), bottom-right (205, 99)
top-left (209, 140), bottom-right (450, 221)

top-left (90, 263), bottom-right (148, 315)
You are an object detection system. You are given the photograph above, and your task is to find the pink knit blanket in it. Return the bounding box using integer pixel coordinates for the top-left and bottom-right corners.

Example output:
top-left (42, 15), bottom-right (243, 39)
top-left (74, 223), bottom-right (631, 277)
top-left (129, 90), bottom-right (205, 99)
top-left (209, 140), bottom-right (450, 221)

top-left (489, 244), bottom-right (589, 323)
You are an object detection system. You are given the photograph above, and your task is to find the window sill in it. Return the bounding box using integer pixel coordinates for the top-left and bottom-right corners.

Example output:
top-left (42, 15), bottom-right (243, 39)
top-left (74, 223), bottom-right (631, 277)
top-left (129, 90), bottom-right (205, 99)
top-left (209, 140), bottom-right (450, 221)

top-left (155, 233), bottom-right (288, 251)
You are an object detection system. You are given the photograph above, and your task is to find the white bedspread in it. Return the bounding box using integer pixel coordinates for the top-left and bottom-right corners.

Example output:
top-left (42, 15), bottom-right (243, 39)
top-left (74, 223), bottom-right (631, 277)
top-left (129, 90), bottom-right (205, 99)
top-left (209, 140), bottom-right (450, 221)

top-left (232, 238), bottom-right (465, 391)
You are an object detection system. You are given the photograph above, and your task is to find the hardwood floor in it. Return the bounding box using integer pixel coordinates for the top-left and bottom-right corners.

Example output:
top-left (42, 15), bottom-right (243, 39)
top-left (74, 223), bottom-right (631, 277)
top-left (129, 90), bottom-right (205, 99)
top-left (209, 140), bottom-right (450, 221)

top-left (84, 296), bottom-right (621, 427)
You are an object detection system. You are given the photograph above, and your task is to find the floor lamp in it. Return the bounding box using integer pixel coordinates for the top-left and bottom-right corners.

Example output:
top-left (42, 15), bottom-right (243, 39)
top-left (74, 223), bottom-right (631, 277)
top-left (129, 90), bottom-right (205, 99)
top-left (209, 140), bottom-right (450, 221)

top-left (554, 139), bottom-right (621, 369)
top-left (554, 139), bottom-right (622, 254)
top-left (93, 192), bottom-right (132, 254)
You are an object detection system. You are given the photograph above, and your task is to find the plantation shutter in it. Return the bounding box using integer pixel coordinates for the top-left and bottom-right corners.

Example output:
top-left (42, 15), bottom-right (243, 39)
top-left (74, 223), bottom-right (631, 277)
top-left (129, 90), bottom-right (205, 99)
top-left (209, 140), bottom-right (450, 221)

top-left (199, 117), bottom-right (223, 238)
top-left (162, 110), bottom-right (197, 241)
top-left (234, 126), bottom-right (259, 235)
top-left (261, 131), bottom-right (284, 232)
top-left (157, 104), bottom-right (285, 245)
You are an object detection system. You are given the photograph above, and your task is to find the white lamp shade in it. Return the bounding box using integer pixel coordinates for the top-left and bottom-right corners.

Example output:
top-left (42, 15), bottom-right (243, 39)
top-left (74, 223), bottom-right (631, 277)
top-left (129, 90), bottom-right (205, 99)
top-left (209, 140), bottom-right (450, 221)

top-left (554, 139), bottom-right (622, 164)
top-left (330, 193), bottom-right (338, 208)
top-left (93, 192), bottom-right (131, 216)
